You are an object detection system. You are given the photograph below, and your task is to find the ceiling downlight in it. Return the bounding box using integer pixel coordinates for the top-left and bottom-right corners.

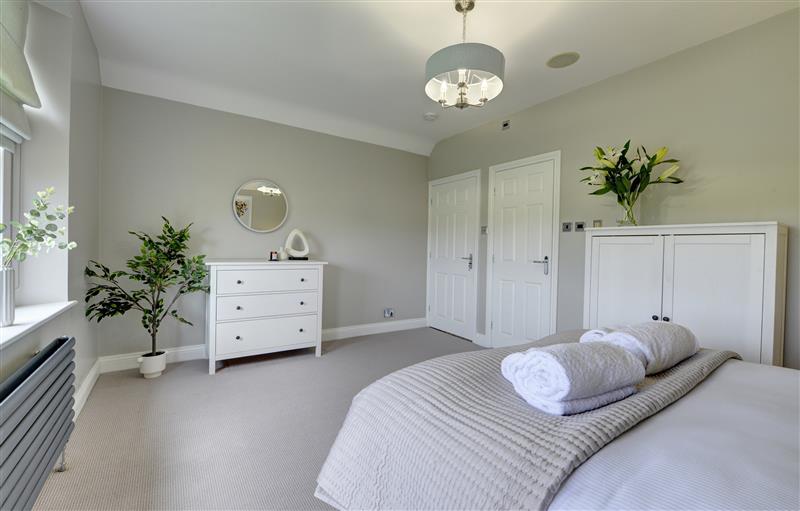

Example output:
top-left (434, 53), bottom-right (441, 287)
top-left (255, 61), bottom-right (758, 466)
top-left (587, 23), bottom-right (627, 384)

top-left (546, 52), bottom-right (581, 69)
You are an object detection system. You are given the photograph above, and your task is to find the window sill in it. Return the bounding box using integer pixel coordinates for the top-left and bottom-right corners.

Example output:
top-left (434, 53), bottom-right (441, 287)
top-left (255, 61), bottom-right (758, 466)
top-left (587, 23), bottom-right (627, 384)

top-left (0, 301), bottom-right (78, 350)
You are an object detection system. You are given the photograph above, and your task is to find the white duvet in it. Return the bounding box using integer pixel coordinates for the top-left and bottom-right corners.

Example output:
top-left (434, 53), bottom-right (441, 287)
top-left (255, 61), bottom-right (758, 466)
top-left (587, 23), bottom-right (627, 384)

top-left (550, 359), bottom-right (800, 510)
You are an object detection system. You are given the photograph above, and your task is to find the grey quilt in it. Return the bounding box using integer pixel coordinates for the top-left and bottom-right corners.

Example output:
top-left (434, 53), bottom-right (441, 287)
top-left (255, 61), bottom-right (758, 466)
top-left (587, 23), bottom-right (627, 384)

top-left (315, 341), bottom-right (738, 511)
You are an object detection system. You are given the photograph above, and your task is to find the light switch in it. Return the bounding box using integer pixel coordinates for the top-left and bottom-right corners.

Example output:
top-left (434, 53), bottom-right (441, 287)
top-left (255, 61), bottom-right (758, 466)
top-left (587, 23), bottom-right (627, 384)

top-left (562, 222), bottom-right (572, 233)
top-left (575, 221), bottom-right (585, 232)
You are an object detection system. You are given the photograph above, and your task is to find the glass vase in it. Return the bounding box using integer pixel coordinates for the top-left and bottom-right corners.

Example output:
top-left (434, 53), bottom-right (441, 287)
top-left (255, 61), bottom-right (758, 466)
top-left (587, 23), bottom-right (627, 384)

top-left (618, 204), bottom-right (639, 226)
top-left (1, 268), bottom-right (15, 326)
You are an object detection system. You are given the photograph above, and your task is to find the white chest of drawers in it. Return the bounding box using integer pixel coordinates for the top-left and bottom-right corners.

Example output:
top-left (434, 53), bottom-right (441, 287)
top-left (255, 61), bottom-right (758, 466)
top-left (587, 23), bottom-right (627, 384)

top-left (205, 259), bottom-right (327, 374)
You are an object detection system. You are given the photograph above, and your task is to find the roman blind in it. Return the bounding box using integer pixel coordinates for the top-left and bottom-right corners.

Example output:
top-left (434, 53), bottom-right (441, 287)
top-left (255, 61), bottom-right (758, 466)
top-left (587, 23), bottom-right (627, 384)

top-left (0, 0), bottom-right (40, 143)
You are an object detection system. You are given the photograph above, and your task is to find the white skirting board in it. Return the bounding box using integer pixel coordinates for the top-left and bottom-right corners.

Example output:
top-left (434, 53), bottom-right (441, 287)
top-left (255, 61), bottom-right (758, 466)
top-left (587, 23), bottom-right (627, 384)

top-left (321, 318), bottom-right (427, 342)
top-left (97, 318), bottom-right (428, 374)
top-left (73, 358), bottom-right (100, 418)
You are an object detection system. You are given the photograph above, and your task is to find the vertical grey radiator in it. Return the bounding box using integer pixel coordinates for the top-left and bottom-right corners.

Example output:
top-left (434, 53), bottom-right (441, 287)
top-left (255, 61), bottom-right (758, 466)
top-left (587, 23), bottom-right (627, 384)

top-left (0, 336), bottom-right (76, 511)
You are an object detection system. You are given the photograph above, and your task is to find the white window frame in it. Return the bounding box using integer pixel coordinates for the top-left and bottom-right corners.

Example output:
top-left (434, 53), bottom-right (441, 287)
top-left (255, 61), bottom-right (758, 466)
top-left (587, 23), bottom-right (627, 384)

top-left (0, 139), bottom-right (22, 288)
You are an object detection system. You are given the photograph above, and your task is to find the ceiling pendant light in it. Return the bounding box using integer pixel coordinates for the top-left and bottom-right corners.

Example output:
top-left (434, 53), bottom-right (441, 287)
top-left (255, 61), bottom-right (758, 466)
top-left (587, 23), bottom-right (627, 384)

top-left (425, 0), bottom-right (505, 110)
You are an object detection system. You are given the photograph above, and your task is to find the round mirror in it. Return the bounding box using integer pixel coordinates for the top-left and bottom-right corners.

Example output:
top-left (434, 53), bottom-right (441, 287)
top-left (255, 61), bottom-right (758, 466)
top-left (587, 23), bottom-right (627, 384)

top-left (232, 180), bottom-right (288, 233)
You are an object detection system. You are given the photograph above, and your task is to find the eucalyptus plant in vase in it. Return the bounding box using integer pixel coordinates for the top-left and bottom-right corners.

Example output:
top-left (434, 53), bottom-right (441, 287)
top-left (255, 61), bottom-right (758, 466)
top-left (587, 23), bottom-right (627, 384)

top-left (85, 218), bottom-right (208, 379)
top-left (580, 141), bottom-right (682, 225)
top-left (0, 188), bottom-right (76, 326)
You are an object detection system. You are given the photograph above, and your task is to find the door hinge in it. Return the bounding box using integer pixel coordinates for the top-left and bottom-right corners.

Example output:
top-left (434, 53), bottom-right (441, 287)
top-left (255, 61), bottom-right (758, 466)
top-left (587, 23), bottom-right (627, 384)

top-left (490, 321), bottom-right (493, 330)
top-left (428, 305), bottom-right (431, 312)
top-left (492, 254), bottom-right (495, 263)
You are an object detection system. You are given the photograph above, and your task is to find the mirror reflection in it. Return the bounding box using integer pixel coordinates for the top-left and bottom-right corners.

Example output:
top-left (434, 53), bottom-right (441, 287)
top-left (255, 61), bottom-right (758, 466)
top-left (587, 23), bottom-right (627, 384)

top-left (233, 180), bottom-right (288, 233)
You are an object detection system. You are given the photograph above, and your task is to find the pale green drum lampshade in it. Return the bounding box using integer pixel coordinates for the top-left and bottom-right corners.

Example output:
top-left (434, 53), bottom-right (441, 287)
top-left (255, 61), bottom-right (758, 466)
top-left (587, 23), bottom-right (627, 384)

top-left (425, 42), bottom-right (505, 109)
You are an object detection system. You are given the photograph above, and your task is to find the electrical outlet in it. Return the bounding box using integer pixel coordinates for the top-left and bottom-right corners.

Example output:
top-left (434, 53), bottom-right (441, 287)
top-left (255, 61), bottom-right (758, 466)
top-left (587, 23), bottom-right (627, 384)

top-left (384, 308), bottom-right (395, 319)
top-left (562, 222), bottom-right (572, 233)
top-left (575, 221), bottom-right (585, 232)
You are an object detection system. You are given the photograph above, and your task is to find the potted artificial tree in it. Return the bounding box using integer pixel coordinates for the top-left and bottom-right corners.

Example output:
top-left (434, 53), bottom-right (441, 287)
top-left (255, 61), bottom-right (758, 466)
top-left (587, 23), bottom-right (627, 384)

top-left (85, 218), bottom-right (208, 379)
top-left (0, 187), bottom-right (76, 326)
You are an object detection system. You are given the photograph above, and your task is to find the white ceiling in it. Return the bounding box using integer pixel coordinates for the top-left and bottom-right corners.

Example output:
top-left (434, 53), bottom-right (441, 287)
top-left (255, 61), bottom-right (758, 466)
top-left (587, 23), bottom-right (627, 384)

top-left (80, 1), bottom-right (796, 155)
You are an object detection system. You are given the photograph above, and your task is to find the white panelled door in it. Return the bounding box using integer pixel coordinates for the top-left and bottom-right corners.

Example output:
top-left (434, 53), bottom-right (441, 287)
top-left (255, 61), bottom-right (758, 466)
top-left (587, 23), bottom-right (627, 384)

top-left (489, 153), bottom-right (559, 348)
top-left (428, 171), bottom-right (480, 340)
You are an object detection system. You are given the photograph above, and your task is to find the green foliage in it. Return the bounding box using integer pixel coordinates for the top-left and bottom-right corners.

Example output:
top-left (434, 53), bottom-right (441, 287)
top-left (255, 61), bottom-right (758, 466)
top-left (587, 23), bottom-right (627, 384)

top-left (579, 141), bottom-right (683, 225)
top-left (0, 187), bottom-right (76, 268)
top-left (85, 218), bottom-right (209, 355)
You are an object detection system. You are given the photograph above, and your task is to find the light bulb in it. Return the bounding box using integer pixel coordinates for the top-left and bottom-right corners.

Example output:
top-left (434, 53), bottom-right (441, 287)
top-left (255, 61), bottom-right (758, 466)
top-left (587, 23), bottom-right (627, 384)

top-left (481, 78), bottom-right (488, 96)
top-left (458, 68), bottom-right (467, 84)
top-left (439, 79), bottom-right (448, 100)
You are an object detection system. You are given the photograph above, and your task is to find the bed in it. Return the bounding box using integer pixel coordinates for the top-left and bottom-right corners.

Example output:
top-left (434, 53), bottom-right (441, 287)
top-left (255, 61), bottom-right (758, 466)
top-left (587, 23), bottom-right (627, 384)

top-left (315, 331), bottom-right (799, 510)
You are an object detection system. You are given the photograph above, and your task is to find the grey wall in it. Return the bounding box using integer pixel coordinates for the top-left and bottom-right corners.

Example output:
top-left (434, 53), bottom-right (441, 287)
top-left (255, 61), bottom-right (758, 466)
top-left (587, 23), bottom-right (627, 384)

top-left (99, 88), bottom-right (428, 356)
top-left (1, 1), bottom-right (101, 388)
top-left (428, 11), bottom-right (800, 367)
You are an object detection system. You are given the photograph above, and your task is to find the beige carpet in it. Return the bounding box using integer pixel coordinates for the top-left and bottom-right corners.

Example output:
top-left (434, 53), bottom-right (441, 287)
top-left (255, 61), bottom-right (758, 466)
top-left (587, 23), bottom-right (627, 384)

top-left (35, 328), bottom-right (479, 510)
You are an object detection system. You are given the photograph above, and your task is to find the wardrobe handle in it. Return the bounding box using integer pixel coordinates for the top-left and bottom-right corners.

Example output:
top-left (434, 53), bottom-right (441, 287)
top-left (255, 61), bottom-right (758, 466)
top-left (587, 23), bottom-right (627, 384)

top-left (300, 278), bottom-right (306, 282)
top-left (300, 301), bottom-right (305, 305)
top-left (236, 280), bottom-right (243, 285)
top-left (662, 316), bottom-right (670, 322)
top-left (651, 315), bottom-right (659, 320)
top-left (236, 306), bottom-right (243, 310)
top-left (235, 335), bottom-right (241, 340)
top-left (299, 328), bottom-right (304, 333)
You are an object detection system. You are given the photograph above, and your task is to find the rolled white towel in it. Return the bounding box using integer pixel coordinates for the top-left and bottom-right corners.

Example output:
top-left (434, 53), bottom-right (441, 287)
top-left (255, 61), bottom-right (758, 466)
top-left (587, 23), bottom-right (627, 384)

top-left (584, 322), bottom-right (699, 375)
top-left (579, 327), bottom-right (614, 343)
top-left (501, 342), bottom-right (645, 404)
top-left (524, 385), bottom-right (637, 416)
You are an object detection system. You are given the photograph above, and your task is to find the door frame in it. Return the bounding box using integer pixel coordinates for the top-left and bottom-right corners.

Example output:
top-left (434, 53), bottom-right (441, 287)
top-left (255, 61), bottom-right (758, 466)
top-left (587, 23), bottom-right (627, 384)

top-left (486, 151), bottom-right (561, 346)
top-left (426, 169), bottom-right (482, 342)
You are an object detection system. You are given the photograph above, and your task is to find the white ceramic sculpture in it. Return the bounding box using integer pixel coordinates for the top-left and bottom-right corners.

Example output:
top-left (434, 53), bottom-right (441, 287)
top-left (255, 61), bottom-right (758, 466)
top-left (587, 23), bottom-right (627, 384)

top-left (284, 229), bottom-right (310, 258)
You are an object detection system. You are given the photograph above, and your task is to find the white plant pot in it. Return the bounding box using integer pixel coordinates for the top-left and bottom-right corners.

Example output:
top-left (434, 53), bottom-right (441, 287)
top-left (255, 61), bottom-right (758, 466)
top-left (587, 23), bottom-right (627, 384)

top-left (137, 351), bottom-right (166, 379)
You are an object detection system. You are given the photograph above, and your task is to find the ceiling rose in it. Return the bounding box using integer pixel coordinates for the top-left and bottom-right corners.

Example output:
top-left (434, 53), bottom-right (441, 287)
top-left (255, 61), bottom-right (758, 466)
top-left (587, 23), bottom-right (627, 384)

top-left (425, 0), bottom-right (505, 110)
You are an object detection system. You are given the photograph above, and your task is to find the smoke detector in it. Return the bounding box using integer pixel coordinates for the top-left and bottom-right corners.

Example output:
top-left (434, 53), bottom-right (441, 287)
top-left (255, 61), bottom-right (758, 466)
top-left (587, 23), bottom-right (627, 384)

top-left (423, 112), bottom-right (439, 121)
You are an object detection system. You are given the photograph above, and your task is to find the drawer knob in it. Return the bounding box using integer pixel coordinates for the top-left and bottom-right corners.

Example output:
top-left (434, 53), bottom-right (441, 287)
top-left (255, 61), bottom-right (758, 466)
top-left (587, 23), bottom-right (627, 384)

top-left (299, 328), bottom-right (304, 333)
top-left (651, 315), bottom-right (659, 320)
top-left (300, 278), bottom-right (305, 282)
top-left (236, 305), bottom-right (243, 310)
top-left (663, 316), bottom-right (670, 322)
top-left (235, 335), bottom-right (241, 340)
top-left (300, 301), bottom-right (305, 305)
top-left (236, 280), bottom-right (243, 284)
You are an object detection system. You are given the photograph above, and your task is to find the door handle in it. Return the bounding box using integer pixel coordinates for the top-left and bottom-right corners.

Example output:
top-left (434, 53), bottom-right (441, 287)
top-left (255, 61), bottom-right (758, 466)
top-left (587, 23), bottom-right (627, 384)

top-left (532, 255), bottom-right (549, 275)
top-left (460, 254), bottom-right (473, 271)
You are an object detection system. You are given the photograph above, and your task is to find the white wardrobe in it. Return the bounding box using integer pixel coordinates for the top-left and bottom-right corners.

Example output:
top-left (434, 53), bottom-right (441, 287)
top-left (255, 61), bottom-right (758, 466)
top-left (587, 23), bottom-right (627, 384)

top-left (583, 222), bottom-right (788, 365)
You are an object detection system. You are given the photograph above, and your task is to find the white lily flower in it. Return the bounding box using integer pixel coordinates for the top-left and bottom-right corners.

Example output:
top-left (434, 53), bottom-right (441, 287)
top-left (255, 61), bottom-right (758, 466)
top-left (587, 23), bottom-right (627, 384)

top-left (589, 171), bottom-right (606, 186)
top-left (659, 164), bottom-right (680, 181)
top-left (654, 147), bottom-right (668, 164)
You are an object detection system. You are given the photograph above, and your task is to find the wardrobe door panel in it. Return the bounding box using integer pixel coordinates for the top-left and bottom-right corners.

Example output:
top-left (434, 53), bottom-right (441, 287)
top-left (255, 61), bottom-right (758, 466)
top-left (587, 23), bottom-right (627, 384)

top-left (587, 236), bottom-right (664, 329)
top-left (663, 234), bottom-right (765, 363)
